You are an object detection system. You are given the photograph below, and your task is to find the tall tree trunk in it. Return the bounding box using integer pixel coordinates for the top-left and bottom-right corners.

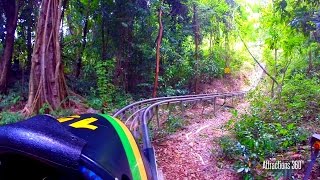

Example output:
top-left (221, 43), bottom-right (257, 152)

top-left (209, 30), bottom-right (213, 57)
top-left (114, 1), bottom-right (134, 92)
top-left (27, 25), bottom-right (32, 66)
top-left (271, 48), bottom-right (277, 97)
top-left (225, 32), bottom-right (230, 69)
top-left (278, 58), bottom-right (291, 101)
top-left (193, 4), bottom-right (200, 93)
top-left (24, 0), bottom-right (38, 73)
top-left (124, 24), bottom-right (133, 92)
top-left (307, 48), bottom-right (313, 76)
top-left (75, 12), bottom-right (89, 77)
top-left (0, 0), bottom-right (19, 92)
top-left (152, 4), bottom-right (163, 98)
top-left (101, 12), bottom-right (107, 61)
top-left (23, 0), bottom-right (69, 115)
top-left (60, 0), bottom-right (69, 42)
top-left (66, 13), bottom-right (75, 36)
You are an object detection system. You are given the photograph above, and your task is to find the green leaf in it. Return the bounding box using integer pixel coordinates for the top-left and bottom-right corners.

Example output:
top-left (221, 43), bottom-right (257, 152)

top-left (286, 123), bottom-right (295, 130)
top-left (80, 0), bottom-right (88, 6)
top-left (237, 167), bottom-right (245, 173)
top-left (279, 129), bottom-right (288, 135)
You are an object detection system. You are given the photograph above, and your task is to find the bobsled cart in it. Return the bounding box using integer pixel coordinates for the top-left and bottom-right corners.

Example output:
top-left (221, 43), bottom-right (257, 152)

top-left (0, 114), bottom-right (155, 180)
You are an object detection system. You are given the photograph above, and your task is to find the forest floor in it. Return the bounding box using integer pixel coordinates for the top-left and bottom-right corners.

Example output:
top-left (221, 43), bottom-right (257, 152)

top-left (154, 65), bottom-right (264, 180)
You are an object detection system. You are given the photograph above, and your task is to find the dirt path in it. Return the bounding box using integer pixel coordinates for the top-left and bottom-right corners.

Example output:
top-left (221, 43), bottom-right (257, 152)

top-left (154, 100), bottom-right (249, 180)
top-left (154, 65), bottom-right (264, 180)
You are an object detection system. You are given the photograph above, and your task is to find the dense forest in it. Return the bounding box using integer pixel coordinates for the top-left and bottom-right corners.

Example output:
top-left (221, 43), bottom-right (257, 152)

top-left (1, 0), bottom-right (320, 179)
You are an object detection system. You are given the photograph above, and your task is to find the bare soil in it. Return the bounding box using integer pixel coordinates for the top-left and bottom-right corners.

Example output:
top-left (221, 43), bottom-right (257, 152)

top-left (154, 102), bottom-right (249, 180)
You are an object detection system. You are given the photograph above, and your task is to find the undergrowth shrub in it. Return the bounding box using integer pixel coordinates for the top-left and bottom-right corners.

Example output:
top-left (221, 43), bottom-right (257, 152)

top-left (219, 86), bottom-right (310, 178)
top-left (164, 115), bottom-right (185, 133)
top-left (87, 60), bottom-right (133, 113)
top-left (220, 113), bottom-right (308, 178)
top-left (160, 62), bottom-right (192, 96)
top-left (281, 73), bottom-right (320, 122)
top-left (50, 108), bottom-right (74, 117)
top-left (199, 56), bottom-right (224, 81)
top-left (219, 136), bottom-right (242, 159)
top-left (67, 76), bottom-right (96, 96)
top-left (233, 116), bottom-right (308, 156)
top-left (95, 60), bottom-right (114, 105)
top-left (0, 90), bottom-right (21, 110)
top-left (0, 111), bottom-right (23, 125)
top-left (87, 97), bottom-right (104, 110)
top-left (86, 89), bottom-right (133, 113)
top-left (152, 112), bottom-right (187, 140)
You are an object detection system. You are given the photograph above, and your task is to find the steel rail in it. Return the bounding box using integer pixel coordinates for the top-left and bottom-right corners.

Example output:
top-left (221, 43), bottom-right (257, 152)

top-left (113, 91), bottom-right (245, 119)
top-left (113, 91), bottom-right (246, 139)
top-left (112, 91), bottom-right (247, 180)
top-left (112, 91), bottom-right (247, 134)
top-left (141, 91), bottom-right (246, 149)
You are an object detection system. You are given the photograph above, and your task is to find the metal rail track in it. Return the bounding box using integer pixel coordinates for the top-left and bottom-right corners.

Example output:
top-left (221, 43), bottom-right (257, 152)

top-left (113, 91), bottom-right (245, 126)
top-left (112, 91), bottom-right (247, 180)
top-left (113, 92), bottom-right (226, 119)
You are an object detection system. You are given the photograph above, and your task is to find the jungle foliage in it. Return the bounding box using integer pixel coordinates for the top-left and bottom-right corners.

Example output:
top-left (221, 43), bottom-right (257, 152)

top-left (219, 0), bottom-right (320, 179)
top-left (0, 0), bottom-right (320, 178)
top-left (0, 0), bottom-right (246, 115)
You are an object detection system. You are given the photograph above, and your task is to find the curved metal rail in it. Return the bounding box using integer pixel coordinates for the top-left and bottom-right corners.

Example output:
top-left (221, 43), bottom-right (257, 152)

top-left (141, 91), bottom-right (246, 149)
top-left (113, 91), bottom-right (245, 128)
top-left (112, 91), bottom-right (247, 180)
top-left (113, 92), bottom-right (224, 118)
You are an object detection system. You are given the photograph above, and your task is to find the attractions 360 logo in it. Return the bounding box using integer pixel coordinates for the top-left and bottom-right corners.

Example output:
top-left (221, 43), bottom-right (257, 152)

top-left (263, 160), bottom-right (303, 170)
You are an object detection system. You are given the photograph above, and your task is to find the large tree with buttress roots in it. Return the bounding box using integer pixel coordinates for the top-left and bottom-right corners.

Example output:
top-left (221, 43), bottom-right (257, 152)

top-left (23, 0), bottom-right (69, 115)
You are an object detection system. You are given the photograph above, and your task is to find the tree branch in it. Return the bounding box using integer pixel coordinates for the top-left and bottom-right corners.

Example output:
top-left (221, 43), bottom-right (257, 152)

top-left (238, 35), bottom-right (279, 85)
